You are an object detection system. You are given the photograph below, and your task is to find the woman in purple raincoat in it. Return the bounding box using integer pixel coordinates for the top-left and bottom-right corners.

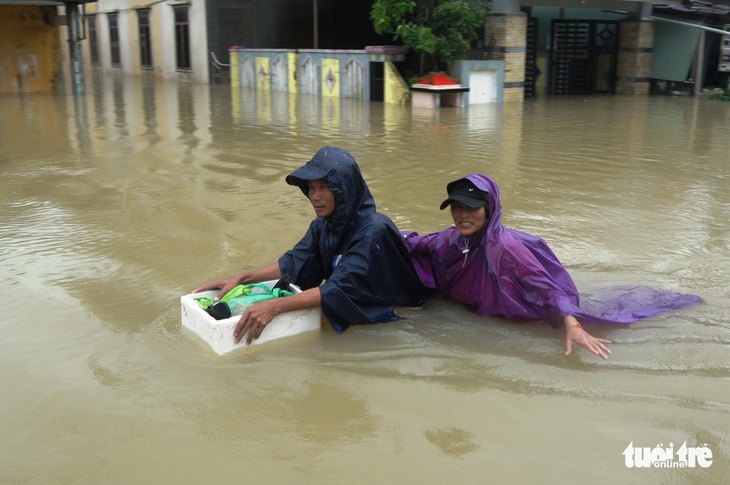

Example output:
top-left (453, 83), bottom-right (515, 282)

top-left (402, 174), bottom-right (703, 360)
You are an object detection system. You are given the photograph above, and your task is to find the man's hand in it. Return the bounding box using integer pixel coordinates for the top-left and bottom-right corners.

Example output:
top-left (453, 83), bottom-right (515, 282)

top-left (193, 275), bottom-right (242, 302)
top-left (233, 299), bottom-right (281, 345)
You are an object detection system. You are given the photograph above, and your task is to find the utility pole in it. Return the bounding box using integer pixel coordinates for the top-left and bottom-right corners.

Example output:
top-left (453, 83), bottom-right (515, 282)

top-left (313, 0), bottom-right (318, 49)
top-left (65, 1), bottom-right (86, 94)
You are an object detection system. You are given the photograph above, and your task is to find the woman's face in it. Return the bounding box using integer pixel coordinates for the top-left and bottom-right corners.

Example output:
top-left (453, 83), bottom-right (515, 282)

top-left (450, 202), bottom-right (487, 236)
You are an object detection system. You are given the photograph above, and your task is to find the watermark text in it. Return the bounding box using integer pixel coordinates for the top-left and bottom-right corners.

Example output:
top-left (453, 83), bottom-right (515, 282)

top-left (623, 441), bottom-right (713, 468)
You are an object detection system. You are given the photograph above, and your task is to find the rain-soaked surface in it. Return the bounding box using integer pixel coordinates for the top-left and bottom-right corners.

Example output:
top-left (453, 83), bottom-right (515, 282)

top-left (1, 75), bottom-right (728, 483)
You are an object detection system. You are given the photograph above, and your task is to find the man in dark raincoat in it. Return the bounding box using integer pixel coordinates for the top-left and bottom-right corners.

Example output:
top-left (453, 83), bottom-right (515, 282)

top-left (195, 147), bottom-right (426, 344)
top-left (402, 174), bottom-right (703, 360)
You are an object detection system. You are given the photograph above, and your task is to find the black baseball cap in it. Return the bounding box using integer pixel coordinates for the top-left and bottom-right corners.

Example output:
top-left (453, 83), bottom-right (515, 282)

top-left (285, 164), bottom-right (328, 188)
top-left (439, 179), bottom-right (489, 210)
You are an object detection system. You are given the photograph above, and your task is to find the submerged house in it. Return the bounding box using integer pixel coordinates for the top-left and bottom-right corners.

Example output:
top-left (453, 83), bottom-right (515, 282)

top-left (473, 0), bottom-right (730, 99)
top-left (0, 0), bottom-right (728, 100)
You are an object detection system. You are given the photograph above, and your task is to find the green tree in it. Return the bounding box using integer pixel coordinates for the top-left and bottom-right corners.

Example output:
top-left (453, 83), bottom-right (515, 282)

top-left (370, 0), bottom-right (489, 75)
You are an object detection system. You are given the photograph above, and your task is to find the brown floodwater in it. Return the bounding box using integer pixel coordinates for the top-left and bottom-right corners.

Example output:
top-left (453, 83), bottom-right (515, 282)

top-left (1, 75), bottom-right (728, 484)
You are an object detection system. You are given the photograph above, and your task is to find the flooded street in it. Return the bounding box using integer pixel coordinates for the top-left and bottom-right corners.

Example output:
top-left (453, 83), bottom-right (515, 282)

top-left (1, 76), bottom-right (728, 484)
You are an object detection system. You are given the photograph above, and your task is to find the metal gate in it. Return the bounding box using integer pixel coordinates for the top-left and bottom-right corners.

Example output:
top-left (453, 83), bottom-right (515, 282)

top-left (549, 20), bottom-right (619, 95)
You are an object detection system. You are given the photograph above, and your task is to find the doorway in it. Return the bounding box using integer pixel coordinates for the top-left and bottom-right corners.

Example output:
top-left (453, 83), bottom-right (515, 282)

top-left (548, 20), bottom-right (619, 95)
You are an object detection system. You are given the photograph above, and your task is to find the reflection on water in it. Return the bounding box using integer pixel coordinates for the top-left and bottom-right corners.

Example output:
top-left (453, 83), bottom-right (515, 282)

top-left (1, 76), bottom-right (728, 483)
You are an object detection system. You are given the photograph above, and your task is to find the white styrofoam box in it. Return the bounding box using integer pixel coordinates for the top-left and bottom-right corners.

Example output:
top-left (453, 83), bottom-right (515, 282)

top-left (180, 280), bottom-right (321, 355)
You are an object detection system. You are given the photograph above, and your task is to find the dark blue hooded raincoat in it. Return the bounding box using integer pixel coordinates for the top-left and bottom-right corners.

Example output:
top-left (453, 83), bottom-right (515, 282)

top-left (278, 147), bottom-right (426, 334)
top-left (402, 174), bottom-right (703, 328)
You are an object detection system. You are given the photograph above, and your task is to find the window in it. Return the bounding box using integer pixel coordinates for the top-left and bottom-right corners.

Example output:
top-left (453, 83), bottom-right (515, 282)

top-left (108, 13), bottom-right (120, 67)
top-left (137, 9), bottom-right (152, 68)
top-left (88, 15), bottom-right (99, 65)
top-left (174, 6), bottom-right (191, 70)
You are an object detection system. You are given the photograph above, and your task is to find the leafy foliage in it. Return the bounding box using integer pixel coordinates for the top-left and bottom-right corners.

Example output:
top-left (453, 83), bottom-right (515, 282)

top-left (707, 87), bottom-right (730, 101)
top-left (371, 0), bottom-right (489, 74)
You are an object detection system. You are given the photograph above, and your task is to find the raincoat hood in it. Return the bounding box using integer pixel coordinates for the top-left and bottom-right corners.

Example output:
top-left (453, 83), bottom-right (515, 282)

top-left (403, 174), bottom-right (703, 327)
top-left (286, 146), bottom-right (375, 235)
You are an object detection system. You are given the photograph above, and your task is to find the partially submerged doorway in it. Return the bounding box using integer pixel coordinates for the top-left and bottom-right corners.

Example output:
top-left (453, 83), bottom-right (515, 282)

top-left (548, 19), bottom-right (619, 95)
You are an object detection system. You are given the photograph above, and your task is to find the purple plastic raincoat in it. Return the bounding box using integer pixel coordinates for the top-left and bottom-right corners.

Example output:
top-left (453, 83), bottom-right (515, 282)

top-left (402, 174), bottom-right (703, 328)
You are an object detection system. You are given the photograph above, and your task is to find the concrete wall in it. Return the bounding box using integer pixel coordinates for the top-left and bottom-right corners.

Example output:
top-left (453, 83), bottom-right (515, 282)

top-left (0, 6), bottom-right (59, 94)
top-left (452, 60), bottom-right (505, 104)
top-left (231, 48), bottom-right (375, 100)
top-left (230, 49), bottom-right (509, 105)
top-left (384, 61), bottom-right (409, 104)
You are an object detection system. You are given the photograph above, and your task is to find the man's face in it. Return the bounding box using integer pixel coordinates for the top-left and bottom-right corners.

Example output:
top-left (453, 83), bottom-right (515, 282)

top-left (307, 179), bottom-right (335, 218)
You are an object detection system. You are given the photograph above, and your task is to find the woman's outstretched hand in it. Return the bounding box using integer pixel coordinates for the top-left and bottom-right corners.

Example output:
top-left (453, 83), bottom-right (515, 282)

top-left (564, 316), bottom-right (613, 360)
